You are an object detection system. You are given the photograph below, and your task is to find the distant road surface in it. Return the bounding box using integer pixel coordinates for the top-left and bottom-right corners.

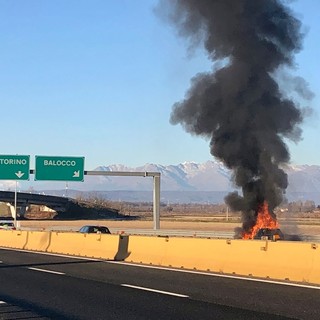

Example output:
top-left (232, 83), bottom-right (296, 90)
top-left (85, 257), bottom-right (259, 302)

top-left (19, 219), bottom-right (320, 241)
top-left (0, 248), bottom-right (319, 319)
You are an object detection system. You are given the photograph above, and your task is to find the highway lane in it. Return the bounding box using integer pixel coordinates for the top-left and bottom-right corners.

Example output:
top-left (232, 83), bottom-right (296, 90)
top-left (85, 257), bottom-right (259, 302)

top-left (0, 249), bottom-right (319, 319)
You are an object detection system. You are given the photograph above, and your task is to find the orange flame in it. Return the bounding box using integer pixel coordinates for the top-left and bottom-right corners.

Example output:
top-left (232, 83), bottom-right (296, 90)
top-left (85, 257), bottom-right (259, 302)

top-left (242, 201), bottom-right (279, 239)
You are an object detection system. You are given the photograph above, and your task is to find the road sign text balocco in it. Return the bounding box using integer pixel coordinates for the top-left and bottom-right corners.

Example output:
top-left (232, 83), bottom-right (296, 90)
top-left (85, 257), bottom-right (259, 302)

top-left (35, 156), bottom-right (85, 181)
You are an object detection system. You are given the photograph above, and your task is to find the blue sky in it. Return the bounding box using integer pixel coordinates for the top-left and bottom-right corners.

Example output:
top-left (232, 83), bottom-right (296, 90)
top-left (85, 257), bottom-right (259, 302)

top-left (0, 0), bottom-right (319, 171)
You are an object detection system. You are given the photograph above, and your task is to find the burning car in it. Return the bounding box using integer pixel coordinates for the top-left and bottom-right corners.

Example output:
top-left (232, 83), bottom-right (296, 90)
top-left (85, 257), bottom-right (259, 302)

top-left (241, 201), bottom-right (284, 241)
top-left (253, 228), bottom-right (284, 241)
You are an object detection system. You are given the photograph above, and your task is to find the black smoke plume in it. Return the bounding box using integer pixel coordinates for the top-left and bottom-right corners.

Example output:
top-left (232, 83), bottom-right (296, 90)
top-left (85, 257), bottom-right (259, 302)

top-left (157, 0), bottom-right (309, 234)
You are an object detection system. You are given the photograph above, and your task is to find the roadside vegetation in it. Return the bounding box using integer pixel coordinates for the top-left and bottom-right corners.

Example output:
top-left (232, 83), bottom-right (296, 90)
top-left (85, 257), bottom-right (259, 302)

top-left (0, 194), bottom-right (319, 224)
top-left (70, 196), bottom-right (320, 225)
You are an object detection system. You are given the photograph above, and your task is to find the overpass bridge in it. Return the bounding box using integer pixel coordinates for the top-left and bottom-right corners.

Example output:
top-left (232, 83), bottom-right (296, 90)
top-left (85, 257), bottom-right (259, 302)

top-left (0, 191), bottom-right (70, 218)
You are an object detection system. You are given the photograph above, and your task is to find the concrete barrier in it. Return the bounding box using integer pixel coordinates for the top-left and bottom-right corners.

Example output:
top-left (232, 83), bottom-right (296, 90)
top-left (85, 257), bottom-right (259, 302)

top-left (125, 235), bottom-right (169, 265)
top-left (124, 235), bottom-right (320, 285)
top-left (47, 232), bottom-right (119, 260)
top-left (0, 230), bottom-right (319, 285)
top-left (0, 230), bottom-right (28, 249)
top-left (23, 231), bottom-right (51, 252)
top-left (0, 230), bottom-right (120, 260)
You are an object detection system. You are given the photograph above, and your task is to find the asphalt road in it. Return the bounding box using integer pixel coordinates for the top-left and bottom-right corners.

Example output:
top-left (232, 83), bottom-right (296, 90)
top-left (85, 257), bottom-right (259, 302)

top-left (0, 249), bottom-right (319, 319)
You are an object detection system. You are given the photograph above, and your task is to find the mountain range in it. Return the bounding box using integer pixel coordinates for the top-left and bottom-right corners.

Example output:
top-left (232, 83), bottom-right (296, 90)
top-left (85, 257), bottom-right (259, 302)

top-left (39, 161), bottom-right (320, 204)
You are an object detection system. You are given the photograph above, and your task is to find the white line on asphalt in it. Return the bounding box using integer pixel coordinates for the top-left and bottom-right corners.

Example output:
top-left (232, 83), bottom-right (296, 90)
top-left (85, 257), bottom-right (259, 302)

top-left (3, 247), bottom-right (320, 291)
top-left (0, 301), bottom-right (6, 304)
top-left (27, 267), bottom-right (65, 275)
top-left (109, 261), bottom-right (320, 291)
top-left (121, 284), bottom-right (189, 298)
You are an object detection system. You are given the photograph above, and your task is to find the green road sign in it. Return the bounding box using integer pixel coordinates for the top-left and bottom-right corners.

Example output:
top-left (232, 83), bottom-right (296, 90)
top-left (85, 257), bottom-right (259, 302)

top-left (35, 156), bottom-right (85, 181)
top-left (0, 155), bottom-right (30, 180)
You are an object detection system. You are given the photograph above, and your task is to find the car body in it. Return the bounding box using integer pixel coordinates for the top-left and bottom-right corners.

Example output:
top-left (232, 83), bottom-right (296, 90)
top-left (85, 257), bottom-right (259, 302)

top-left (78, 225), bottom-right (111, 234)
top-left (0, 221), bottom-right (16, 230)
top-left (254, 228), bottom-right (284, 241)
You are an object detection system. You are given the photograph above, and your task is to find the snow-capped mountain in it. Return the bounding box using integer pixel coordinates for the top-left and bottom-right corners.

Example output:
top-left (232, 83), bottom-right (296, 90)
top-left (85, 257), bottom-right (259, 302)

top-left (18, 161), bottom-right (320, 204)
top-left (91, 161), bottom-right (234, 192)
top-left (285, 165), bottom-right (320, 193)
top-left (87, 160), bottom-right (320, 194)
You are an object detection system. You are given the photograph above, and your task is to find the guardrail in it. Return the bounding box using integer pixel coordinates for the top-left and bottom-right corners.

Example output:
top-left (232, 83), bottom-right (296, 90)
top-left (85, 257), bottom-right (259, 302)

top-left (109, 228), bottom-right (235, 239)
top-left (110, 229), bottom-right (320, 242)
top-left (20, 226), bottom-right (320, 242)
top-left (301, 235), bottom-right (320, 242)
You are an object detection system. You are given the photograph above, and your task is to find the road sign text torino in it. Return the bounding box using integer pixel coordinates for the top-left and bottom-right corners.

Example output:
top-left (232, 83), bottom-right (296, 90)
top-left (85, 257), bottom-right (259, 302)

top-left (0, 155), bottom-right (30, 181)
top-left (0, 158), bottom-right (28, 165)
top-left (44, 160), bottom-right (77, 166)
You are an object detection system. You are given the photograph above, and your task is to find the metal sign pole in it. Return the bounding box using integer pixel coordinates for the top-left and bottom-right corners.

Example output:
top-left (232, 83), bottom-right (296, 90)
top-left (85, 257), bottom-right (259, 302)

top-left (86, 170), bottom-right (161, 230)
top-left (153, 175), bottom-right (160, 230)
top-left (65, 182), bottom-right (68, 197)
top-left (14, 181), bottom-right (17, 227)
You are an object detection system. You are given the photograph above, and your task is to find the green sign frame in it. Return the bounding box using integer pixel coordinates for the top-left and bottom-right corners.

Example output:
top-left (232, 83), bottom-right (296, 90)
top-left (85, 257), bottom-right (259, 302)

top-left (35, 156), bottom-right (85, 181)
top-left (0, 155), bottom-right (30, 180)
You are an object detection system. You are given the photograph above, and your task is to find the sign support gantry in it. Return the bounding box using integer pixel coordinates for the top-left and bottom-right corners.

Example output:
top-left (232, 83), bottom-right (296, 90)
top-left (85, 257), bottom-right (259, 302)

top-left (85, 170), bottom-right (161, 230)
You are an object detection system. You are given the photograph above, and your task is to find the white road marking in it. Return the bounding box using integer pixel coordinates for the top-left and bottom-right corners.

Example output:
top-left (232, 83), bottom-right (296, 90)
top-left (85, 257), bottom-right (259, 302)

top-left (121, 284), bottom-right (189, 298)
top-left (0, 301), bottom-right (6, 304)
top-left (2, 247), bottom-right (320, 291)
top-left (109, 261), bottom-right (320, 291)
top-left (27, 267), bottom-right (65, 275)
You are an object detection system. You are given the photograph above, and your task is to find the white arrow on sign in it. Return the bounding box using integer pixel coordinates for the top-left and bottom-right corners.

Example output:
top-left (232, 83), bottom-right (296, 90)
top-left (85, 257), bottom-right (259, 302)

top-left (73, 170), bottom-right (80, 178)
top-left (15, 171), bottom-right (25, 179)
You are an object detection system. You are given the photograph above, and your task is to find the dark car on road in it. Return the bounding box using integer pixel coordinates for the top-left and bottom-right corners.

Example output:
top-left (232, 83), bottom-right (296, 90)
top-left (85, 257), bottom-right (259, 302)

top-left (79, 225), bottom-right (111, 234)
top-left (254, 228), bottom-right (284, 241)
